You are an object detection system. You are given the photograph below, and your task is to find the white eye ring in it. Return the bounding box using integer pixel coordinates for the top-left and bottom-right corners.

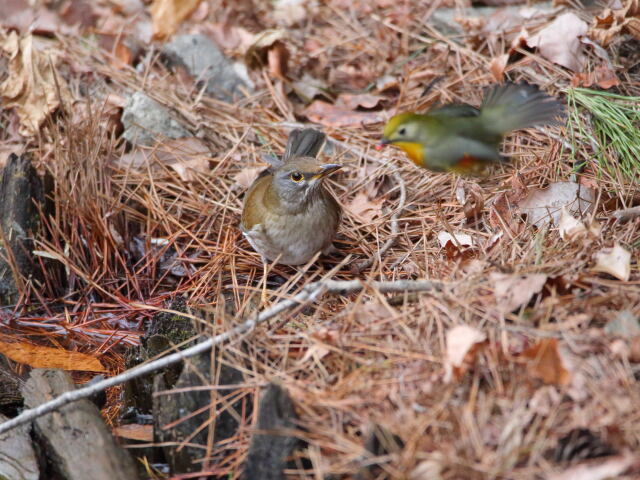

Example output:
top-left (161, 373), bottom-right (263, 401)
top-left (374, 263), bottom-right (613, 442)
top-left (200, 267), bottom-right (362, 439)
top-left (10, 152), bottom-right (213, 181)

top-left (398, 127), bottom-right (407, 135)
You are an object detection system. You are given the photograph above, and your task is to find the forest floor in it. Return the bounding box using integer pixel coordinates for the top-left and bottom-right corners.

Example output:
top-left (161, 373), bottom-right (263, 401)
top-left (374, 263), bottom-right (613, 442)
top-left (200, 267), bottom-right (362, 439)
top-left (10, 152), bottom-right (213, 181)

top-left (1, 0), bottom-right (640, 478)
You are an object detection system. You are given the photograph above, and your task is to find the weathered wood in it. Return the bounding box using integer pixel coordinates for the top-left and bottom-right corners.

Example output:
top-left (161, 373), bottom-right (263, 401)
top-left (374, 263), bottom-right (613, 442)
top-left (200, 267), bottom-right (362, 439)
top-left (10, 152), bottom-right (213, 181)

top-left (243, 383), bottom-right (301, 480)
top-left (0, 413), bottom-right (39, 480)
top-left (154, 347), bottom-right (249, 474)
top-left (0, 153), bottom-right (44, 305)
top-left (0, 354), bottom-right (23, 416)
top-left (22, 369), bottom-right (139, 480)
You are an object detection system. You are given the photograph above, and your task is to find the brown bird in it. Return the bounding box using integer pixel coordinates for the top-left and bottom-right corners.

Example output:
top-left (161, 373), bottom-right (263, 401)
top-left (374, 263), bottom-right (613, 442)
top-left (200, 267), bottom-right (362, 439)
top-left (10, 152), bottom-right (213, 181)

top-left (241, 128), bottom-right (342, 266)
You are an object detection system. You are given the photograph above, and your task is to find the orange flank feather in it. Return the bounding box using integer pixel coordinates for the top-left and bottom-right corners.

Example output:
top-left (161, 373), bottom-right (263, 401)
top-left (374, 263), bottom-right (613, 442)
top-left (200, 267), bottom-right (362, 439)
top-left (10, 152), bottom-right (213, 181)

top-left (449, 153), bottom-right (487, 175)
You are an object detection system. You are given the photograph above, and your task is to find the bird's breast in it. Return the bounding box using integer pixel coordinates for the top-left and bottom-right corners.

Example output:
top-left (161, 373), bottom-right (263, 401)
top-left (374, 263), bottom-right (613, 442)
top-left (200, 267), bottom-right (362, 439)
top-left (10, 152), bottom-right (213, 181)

top-left (394, 142), bottom-right (424, 167)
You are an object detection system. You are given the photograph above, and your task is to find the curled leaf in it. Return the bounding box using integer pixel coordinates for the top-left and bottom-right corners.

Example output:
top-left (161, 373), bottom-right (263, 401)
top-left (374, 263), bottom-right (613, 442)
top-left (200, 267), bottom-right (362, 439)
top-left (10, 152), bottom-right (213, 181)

top-left (593, 243), bottom-right (631, 281)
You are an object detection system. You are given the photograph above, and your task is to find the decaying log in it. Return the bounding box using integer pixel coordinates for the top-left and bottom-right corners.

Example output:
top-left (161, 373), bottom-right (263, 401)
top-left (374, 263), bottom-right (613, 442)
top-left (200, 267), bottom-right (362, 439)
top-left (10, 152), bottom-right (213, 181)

top-left (22, 369), bottom-right (139, 480)
top-left (0, 153), bottom-right (45, 305)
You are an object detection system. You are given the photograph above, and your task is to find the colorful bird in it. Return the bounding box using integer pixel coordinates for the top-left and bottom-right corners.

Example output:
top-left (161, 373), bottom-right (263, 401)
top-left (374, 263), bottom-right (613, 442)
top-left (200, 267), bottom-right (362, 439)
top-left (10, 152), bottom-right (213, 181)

top-left (378, 82), bottom-right (565, 175)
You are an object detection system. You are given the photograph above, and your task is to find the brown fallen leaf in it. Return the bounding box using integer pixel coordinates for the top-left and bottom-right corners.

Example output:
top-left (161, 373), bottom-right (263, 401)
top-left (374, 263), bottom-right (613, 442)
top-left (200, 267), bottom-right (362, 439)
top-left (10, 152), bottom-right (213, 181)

top-left (0, 31), bottom-right (72, 136)
top-left (118, 137), bottom-right (211, 181)
top-left (150, 0), bottom-right (201, 40)
top-left (444, 325), bottom-right (487, 382)
top-left (245, 29), bottom-right (289, 77)
top-left (207, 22), bottom-right (255, 54)
top-left (590, 0), bottom-right (640, 47)
top-left (0, 340), bottom-right (106, 372)
top-left (571, 65), bottom-right (620, 89)
top-left (520, 338), bottom-right (571, 386)
top-left (96, 33), bottom-right (135, 68)
top-left (346, 192), bottom-right (384, 223)
top-left (4, 0), bottom-right (63, 35)
top-left (517, 182), bottom-right (595, 228)
top-left (593, 243), bottom-right (631, 281)
top-left (489, 53), bottom-right (509, 82)
top-left (113, 424), bottom-right (153, 442)
top-left (335, 93), bottom-right (384, 110)
top-left (273, 0), bottom-right (308, 26)
top-left (233, 167), bottom-right (263, 190)
top-left (491, 272), bottom-right (548, 314)
top-left (526, 12), bottom-right (588, 71)
top-left (302, 100), bottom-right (384, 128)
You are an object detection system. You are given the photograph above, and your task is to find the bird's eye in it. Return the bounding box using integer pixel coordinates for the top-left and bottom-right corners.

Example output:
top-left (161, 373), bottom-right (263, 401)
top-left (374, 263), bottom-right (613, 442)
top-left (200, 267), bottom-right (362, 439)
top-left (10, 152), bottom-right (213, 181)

top-left (398, 127), bottom-right (407, 135)
top-left (290, 172), bottom-right (303, 182)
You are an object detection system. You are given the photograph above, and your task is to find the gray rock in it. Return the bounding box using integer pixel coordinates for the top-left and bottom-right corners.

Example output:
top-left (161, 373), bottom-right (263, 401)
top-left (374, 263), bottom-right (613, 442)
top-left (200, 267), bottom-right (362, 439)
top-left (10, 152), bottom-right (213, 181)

top-left (162, 34), bottom-right (252, 102)
top-left (429, 3), bottom-right (554, 37)
top-left (122, 92), bottom-right (188, 146)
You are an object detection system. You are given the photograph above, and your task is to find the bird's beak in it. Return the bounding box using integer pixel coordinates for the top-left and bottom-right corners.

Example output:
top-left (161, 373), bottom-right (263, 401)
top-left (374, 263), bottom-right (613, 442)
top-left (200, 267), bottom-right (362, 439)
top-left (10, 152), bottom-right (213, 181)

top-left (375, 138), bottom-right (390, 151)
top-left (318, 164), bottom-right (342, 177)
top-left (309, 164), bottom-right (342, 182)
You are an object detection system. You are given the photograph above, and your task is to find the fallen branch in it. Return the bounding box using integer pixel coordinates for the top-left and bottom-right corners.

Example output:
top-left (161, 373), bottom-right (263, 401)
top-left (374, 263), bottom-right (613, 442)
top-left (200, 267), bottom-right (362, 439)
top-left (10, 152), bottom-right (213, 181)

top-left (612, 206), bottom-right (640, 222)
top-left (0, 278), bottom-right (440, 435)
top-left (352, 171), bottom-right (407, 273)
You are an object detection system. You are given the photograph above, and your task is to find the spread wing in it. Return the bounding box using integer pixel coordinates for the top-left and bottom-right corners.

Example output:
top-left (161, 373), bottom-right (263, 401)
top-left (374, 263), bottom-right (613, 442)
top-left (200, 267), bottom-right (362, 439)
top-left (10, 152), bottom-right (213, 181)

top-left (428, 103), bottom-right (480, 118)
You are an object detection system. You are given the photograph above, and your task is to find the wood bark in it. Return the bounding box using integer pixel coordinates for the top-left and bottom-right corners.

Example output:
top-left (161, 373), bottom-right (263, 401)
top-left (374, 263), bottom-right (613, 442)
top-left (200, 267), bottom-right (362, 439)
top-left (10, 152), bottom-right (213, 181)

top-left (22, 369), bottom-right (139, 480)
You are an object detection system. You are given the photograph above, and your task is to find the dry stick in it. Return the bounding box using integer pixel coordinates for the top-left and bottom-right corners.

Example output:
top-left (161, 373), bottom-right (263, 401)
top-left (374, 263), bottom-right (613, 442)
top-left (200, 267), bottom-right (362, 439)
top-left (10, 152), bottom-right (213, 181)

top-left (0, 278), bottom-right (440, 435)
top-left (352, 171), bottom-right (407, 273)
top-left (612, 206), bottom-right (640, 222)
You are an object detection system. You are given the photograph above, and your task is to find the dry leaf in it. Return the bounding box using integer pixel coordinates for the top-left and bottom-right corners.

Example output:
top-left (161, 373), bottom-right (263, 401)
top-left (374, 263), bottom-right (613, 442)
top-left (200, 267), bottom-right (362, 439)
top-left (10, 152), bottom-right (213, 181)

top-left (291, 73), bottom-right (330, 102)
top-left (520, 338), bottom-right (571, 386)
top-left (335, 93), bottom-right (384, 110)
top-left (273, 0), bottom-right (308, 26)
top-left (302, 100), bottom-right (384, 128)
top-left (207, 23), bottom-right (255, 54)
top-left (245, 30), bottom-right (288, 75)
top-left (346, 192), bottom-right (384, 223)
top-left (444, 325), bottom-right (487, 382)
top-left (0, 340), bottom-right (106, 372)
top-left (113, 424), bottom-right (153, 441)
top-left (233, 167), bottom-right (262, 189)
top-left (150, 0), bottom-right (201, 40)
top-left (489, 53), bottom-right (509, 82)
top-left (437, 232), bottom-right (473, 248)
top-left (558, 206), bottom-right (587, 240)
top-left (267, 41), bottom-right (289, 80)
top-left (119, 137), bottom-right (211, 181)
top-left (491, 272), bottom-right (548, 314)
top-left (571, 65), bottom-right (620, 89)
top-left (0, 32), bottom-right (72, 136)
top-left (526, 12), bottom-right (588, 71)
top-left (590, 0), bottom-right (640, 47)
top-left (548, 452), bottom-right (636, 480)
top-left (593, 243), bottom-right (631, 281)
top-left (518, 182), bottom-right (595, 228)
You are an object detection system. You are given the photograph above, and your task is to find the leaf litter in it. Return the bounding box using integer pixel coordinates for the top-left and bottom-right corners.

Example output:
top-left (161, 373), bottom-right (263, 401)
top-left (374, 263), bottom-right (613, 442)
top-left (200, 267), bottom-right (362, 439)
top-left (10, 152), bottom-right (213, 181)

top-left (1, 0), bottom-right (640, 478)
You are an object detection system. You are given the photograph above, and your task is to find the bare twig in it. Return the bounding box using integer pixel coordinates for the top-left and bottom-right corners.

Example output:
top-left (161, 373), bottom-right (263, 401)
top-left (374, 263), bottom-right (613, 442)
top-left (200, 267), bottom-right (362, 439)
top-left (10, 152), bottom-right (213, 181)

top-left (0, 277), bottom-right (440, 435)
top-left (352, 171), bottom-right (407, 273)
top-left (612, 206), bottom-right (640, 222)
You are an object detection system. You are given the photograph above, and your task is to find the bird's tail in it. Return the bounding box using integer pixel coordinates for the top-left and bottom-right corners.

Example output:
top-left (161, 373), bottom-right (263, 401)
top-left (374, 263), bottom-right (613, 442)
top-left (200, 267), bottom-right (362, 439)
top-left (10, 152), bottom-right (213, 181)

top-left (480, 82), bottom-right (565, 135)
top-left (283, 128), bottom-right (326, 161)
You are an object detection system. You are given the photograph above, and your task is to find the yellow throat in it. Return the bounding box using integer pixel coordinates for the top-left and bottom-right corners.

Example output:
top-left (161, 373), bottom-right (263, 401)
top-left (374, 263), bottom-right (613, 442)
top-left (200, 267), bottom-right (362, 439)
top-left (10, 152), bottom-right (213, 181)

top-left (394, 142), bottom-right (424, 167)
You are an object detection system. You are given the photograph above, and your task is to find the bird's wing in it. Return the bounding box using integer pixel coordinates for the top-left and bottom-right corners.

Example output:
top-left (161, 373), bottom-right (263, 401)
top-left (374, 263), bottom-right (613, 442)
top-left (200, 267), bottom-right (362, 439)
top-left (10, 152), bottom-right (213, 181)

top-left (241, 173), bottom-right (272, 231)
top-left (427, 103), bottom-right (480, 118)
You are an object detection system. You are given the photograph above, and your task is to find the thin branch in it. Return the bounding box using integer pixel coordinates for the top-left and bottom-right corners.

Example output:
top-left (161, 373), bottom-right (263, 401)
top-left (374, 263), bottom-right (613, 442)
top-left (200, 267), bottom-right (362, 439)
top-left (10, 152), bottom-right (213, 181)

top-left (0, 278), bottom-right (440, 435)
top-left (352, 171), bottom-right (407, 273)
top-left (612, 206), bottom-right (640, 222)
